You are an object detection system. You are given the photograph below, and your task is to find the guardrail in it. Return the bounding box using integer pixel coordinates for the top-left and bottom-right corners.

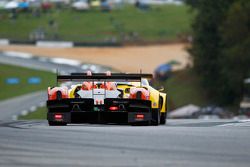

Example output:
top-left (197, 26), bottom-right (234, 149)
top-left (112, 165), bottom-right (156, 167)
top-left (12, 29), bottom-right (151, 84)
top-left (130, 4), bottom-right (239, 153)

top-left (0, 38), bottom-right (122, 48)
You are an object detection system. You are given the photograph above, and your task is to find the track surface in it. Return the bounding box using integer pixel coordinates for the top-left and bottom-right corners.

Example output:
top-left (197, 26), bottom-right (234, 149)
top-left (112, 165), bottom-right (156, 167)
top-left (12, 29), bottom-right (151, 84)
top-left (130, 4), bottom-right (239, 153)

top-left (0, 119), bottom-right (250, 167)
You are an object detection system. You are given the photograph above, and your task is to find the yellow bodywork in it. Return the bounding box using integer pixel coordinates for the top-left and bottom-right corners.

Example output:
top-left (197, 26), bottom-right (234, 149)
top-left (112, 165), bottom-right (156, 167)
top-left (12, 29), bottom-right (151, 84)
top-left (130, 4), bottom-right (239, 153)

top-left (117, 84), bottom-right (167, 114)
top-left (68, 84), bottom-right (81, 98)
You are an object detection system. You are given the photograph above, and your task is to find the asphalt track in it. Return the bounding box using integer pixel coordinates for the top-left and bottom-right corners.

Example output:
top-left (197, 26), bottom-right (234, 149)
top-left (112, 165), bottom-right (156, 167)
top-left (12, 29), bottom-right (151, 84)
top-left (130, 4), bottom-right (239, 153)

top-left (0, 119), bottom-right (250, 167)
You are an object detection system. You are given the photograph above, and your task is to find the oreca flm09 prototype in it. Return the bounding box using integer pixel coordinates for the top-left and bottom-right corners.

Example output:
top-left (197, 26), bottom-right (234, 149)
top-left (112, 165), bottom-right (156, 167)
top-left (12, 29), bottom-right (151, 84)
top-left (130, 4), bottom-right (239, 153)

top-left (47, 72), bottom-right (167, 126)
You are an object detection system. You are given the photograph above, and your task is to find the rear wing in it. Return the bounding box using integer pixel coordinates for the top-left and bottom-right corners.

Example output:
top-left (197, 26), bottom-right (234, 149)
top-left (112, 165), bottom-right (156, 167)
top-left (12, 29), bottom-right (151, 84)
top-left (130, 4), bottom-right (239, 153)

top-left (57, 73), bottom-right (153, 83)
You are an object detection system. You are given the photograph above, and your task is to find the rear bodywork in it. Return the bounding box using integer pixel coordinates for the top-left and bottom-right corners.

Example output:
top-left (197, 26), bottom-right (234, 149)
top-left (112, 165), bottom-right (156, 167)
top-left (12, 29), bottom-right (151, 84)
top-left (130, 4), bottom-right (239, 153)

top-left (47, 73), bottom-right (167, 125)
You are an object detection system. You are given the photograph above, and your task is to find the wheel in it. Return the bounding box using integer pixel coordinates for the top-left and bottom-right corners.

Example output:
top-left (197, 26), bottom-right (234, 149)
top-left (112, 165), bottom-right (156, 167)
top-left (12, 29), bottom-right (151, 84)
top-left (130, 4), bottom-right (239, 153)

top-left (158, 97), bottom-right (166, 125)
top-left (151, 109), bottom-right (160, 126)
top-left (160, 112), bottom-right (166, 125)
top-left (48, 121), bottom-right (67, 126)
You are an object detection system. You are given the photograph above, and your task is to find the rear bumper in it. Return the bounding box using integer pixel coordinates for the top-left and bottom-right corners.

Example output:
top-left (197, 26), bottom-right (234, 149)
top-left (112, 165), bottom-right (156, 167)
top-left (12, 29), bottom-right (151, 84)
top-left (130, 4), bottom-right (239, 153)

top-left (48, 111), bottom-right (152, 124)
top-left (47, 98), bottom-right (153, 124)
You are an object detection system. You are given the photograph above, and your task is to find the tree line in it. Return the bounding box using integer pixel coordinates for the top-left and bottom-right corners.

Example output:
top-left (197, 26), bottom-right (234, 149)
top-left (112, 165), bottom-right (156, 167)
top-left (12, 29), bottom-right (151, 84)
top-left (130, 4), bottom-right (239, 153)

top-left (185, 0), bottom-right (250, 106)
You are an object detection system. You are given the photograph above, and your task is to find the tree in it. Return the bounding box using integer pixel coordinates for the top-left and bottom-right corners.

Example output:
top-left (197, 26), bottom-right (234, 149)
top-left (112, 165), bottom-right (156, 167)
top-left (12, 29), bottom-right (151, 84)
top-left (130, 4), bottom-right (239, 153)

top-left (185, 0), bottom-right (201, 8)
top-left (187, 0), bottom-right (236, 104)
top-left (220, 0), bottom-right (250, 103)
top-left (187, 0), bottom-right (250, 105)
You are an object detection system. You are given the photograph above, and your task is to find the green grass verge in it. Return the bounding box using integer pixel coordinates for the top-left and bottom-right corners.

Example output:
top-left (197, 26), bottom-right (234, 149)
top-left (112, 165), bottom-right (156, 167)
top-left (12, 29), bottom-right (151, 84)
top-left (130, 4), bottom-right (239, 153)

top-left (0, 63), bottom-right (56, 100)
top-left (18, 106), bottom-right (46, 120)
top-left (0, 5), bottom-right (193, 42)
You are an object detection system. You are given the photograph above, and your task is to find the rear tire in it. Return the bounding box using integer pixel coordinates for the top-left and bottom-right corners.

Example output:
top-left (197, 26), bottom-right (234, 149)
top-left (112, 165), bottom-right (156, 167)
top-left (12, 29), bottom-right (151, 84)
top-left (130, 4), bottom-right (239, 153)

top-left (151, 109), bottom-right (160, 126)
top-left (160, 112), bottom-right (166, 125)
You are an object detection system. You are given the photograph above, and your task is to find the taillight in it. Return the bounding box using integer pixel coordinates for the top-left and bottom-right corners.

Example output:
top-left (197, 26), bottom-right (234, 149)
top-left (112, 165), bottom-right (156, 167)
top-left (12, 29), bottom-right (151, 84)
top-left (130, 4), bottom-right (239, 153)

top-left (109, 106), bottom-right (119, 111)
top-left (54, 114), bottom-right (63, 119)
top-left (135, 114), bottom-right (144, 120)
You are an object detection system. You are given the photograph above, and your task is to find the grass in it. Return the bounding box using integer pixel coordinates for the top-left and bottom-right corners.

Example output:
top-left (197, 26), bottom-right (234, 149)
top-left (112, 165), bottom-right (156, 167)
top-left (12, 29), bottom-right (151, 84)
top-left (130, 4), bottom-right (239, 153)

top-left (0, 63), bottom-right (56, 100)
top-left (0, 5), bottom-right (193, 42)
top-left (19, 106), bottom-right (46, 120)
top-left (156, 68), bottom-right (209, 110)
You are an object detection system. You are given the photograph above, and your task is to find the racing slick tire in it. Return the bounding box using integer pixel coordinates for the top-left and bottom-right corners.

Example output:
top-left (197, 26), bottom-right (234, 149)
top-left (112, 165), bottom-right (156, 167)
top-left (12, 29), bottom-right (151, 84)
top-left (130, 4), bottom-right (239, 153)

top-left (158, 97), bottom-right (166, 125)
top-left (48, 121), bottom-right (67, 126)
top-left (151, 109), bottom-right (160, 126)
top-left (160, 112), bottom-right (166, 125)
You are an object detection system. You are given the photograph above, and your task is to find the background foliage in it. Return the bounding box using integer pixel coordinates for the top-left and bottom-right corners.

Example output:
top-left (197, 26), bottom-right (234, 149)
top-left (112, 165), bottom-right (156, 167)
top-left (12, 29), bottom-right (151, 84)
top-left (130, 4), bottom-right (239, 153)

top-left (185, 0), bottom-right (250, 105)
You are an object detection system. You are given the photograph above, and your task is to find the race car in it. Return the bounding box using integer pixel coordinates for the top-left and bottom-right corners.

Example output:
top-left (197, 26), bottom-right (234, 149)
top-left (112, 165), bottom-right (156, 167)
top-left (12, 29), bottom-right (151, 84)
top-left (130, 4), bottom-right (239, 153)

top-left (47, 71), bottom-right (167, 126)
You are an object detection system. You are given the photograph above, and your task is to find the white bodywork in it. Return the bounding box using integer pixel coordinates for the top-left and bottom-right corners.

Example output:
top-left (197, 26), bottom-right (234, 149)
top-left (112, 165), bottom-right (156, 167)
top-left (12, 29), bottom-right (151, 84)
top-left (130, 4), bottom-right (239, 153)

top-left (77, 89), bottom-right (121, 104)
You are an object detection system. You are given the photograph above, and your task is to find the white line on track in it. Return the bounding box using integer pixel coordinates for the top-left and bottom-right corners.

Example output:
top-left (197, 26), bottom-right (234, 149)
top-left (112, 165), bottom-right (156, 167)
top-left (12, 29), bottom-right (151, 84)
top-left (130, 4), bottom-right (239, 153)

top-left (239, 119), bottom-right (250, 123)
top-left (217, 119), bottom-right (250, 127)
